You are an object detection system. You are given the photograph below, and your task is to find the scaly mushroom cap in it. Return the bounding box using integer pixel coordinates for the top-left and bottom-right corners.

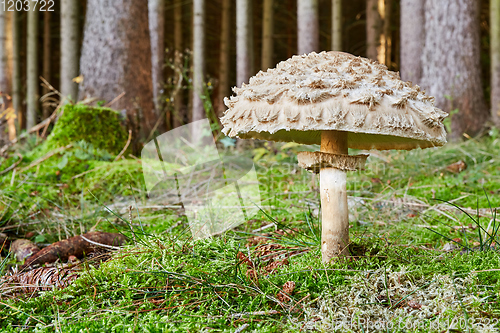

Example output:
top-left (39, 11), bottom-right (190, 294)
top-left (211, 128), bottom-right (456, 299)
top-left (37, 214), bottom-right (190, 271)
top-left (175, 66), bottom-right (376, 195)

top-left (221, 51), bottom-right (447, 150)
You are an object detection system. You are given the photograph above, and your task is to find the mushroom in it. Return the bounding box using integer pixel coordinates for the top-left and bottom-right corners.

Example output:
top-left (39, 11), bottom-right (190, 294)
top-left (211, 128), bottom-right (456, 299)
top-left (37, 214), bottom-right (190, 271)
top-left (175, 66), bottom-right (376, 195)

top-left (221, 51), bottom-right (447, 262)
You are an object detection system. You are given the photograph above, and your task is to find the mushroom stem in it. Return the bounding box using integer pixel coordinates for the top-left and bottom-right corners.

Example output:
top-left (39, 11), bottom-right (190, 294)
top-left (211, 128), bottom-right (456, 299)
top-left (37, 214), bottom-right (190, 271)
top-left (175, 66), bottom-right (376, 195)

top-left (320, 130), bottom-right (349, 261)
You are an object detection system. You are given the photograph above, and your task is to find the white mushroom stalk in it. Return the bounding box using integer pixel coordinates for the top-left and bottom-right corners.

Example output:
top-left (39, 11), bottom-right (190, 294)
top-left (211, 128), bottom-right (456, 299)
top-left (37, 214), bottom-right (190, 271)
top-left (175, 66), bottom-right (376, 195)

top-left (297, 130), bottom-right (368, 260)
top-left (220, 51), bottom-right (448, 263)
top-left (320, 130), bottom-right (349, 258)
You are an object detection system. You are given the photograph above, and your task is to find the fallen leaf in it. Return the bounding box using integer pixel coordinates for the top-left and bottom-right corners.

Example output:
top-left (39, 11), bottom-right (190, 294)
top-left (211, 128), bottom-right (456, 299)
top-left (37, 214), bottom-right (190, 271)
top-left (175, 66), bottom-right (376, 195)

top-left (445, 160), bottom-right (467, 173)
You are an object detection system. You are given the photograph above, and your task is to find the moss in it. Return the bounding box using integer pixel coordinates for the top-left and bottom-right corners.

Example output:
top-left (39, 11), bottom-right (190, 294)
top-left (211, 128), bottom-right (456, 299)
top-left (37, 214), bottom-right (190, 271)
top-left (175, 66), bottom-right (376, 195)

top-left (45, 103), bottom-right (128, 155)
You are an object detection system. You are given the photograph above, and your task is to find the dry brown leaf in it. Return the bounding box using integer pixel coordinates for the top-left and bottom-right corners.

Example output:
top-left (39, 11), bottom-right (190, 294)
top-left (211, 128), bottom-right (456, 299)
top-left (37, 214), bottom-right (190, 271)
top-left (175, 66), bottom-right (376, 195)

top-left (445, 160), bottom-right (467, 173)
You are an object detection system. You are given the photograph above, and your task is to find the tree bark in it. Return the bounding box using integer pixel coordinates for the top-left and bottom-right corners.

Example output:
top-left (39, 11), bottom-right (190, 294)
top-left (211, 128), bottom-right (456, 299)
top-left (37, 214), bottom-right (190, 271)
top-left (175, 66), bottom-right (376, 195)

top-left (0, 8), bottom-right (12, 94)
top-left (26, 9), bottom-right (39, 129)
top-left (297, 0), bottom-right (319, 54)
top-left (491, 0), bottom-right (500, 127)
top-left (400, 0), bottom-right (424, 84)
top-left (236, 0), bottom-right (250, 86)
top-left (421, 0), bottom-right (488, 140)
top-left (173, 0), bottom-right (184, 128)
top-left (60, 0), bottom-right (79, 102)
top-left (383, 0), bottom-right (393, 66)
top-left (366, 0), bottom-right (383, 63)
top-left (42, 10), bottom-right (51, 119)
top-left (12, 10), bottom-right (20, 131)
top-left (192, 0), bottom-right (205, 129)
top-left (331, 0), bottom-right (341, 51)
top-left (261, 0), bottom-right (273, 70)
top-left (149, 0), bottom-right (165, 126)
top-left (79, 0), bottom-right (156, 142)
top-left (0, 8), bottom-right (13, 141)
top-left (217, 0), bottom-right (231, 117)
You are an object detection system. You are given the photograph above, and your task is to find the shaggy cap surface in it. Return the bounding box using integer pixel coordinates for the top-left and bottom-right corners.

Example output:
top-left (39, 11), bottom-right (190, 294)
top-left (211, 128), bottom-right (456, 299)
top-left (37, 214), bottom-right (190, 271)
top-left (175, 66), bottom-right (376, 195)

top-left (221, 51), bottom-right (447, 150)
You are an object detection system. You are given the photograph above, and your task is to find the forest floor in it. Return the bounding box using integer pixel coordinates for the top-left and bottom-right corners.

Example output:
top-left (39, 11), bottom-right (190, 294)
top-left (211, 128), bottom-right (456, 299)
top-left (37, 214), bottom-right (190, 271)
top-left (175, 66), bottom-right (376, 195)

top-left (0, 127), bottom-right (500, 332)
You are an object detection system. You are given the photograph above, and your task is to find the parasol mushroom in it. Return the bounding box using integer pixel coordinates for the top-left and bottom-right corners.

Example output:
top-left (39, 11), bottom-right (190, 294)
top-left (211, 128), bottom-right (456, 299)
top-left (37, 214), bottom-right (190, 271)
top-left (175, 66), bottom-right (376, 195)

top-left (221, 51), bottom-right (447, 262)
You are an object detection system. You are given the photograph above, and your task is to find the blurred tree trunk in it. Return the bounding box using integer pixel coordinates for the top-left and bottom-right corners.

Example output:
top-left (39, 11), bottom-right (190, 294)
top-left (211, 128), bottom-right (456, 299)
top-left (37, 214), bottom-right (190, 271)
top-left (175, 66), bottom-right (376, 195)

top-left (26, 9), bottom-right (38, 129)
top-left (248, 2), bottom-right (254, 76)
top-left (60, 0), bottom-right (79, 102)
top-left (236, 0), bottom-right (250, 86)
top-left (400, 0), bottom-right (424, 84)
top-left (297, 0), bottom-right (318, 54)
top-left (217, 0), bottom-right (231, 117)
top-left (192, 0), bottom-right (205, 137)
top-left (366, 0), bottom-right (383, 62)
top-left (11, 10), bottom-right (20, 131)
top-left (173, 0), bottom-right (184, 128)
top-left (261, 0), bottom-right (273, 70)
top-left (0, 8), bottom-right (14, 141)
top-left (383, 0), bottom-right (393, 66)
top-left (149, 0), bottom-right (165, 130)
top-left (79, 0), bottom-right (155, 143)
top-left (0, 9), bottom-right (12, 94)
top-left (42, 10), bottom-right (51, 119)
top-left (421, 0), bottom-right (488, 140)
top-left (491, 0), bottom-right (500, 127)
top-left (331, 0), bottom-right (341, 51)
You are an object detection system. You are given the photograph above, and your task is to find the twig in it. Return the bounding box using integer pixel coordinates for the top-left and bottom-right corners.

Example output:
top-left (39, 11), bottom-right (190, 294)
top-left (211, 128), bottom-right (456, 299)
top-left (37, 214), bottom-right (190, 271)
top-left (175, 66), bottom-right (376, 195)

top-left (0, 111), bottom-right (59, 155)
top-left (114, 130), bottom-right (132, 162)
top-left (19, 144), bottom-right (73, 173)
top-left (288, 293), bottom-right (311, 313)
top-left (41, 105), bottom-right (62, 138)
top-left (0, 301), bottom-right (45, 324)
top-left (40, 76), bottom-right (63, 98)
top-left (230, 310), bottom-right (280, 318)
top-left (104, 92), bottom-right (126, 108)
top-left (0, 153), bottom-right (22, 176)
top-left (80, 235), bottom-right (123, 251)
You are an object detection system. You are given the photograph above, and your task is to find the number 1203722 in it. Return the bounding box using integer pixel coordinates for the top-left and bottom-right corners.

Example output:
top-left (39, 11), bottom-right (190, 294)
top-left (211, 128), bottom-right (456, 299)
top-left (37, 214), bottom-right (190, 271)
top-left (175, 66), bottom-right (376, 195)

top-left (1, 0), bottom-right (55, 11)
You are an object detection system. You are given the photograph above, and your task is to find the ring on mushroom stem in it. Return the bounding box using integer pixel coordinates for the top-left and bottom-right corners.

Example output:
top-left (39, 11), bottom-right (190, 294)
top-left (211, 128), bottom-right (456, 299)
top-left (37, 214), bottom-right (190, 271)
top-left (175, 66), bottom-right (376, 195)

top-left (221, 51), bottom-right (447, 263)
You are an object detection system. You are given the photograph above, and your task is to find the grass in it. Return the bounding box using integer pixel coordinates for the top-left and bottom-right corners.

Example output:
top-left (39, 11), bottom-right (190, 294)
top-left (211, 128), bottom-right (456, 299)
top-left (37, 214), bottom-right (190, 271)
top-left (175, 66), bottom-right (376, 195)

top-left (0, 131), bottom-right (500, 331)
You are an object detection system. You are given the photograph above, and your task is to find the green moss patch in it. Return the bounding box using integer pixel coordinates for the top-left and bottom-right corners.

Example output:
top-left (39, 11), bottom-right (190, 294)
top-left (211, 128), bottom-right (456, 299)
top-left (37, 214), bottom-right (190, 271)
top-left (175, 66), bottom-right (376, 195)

top-left (45, 103), bottom-right (128, 155)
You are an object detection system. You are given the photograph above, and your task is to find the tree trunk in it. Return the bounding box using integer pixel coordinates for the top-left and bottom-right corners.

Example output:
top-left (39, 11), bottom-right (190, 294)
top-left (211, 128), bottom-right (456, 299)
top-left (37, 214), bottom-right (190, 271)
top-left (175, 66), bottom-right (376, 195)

top-left (366, 0), bottom-right (383, 62)
top-left (491, 0), bottom-right (500, 127)
top-left (26, 9), bottom-right (38, 129)
top-left (297, 0), bottom-right (319, 54)
top-left (79, 0), bottom-right (155, 142)
top-left (0, 8), bottom-right (13, 141)
top-left (12, 10), bottom-right (20, 131)
top-left (331, 0), bottom-right (341, 51)
top-left (383, 0), bottom-right (393, 66)
top-left (261, 0), bottom-right (273, 70)
top-left (217, 0), bottom-right (231, 117)
top-left (421, 0), bottom-right (488, 140)
top-left (60, 0), bottom-right (79, 102)
top-left (149, 0), bottom-right (165, 127)
top-left (42, 10), bottom-right (51, 119)
top-left (192, 0), bottom-right (205, 130)
top-left (173, 0), bottom-right (184, 128)
top-left (400, 0), bottom-right (424, 84)
top-left (236, 0), bottom-right (250, 86)
top-left (0, 8), bottom-right (12, 93)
